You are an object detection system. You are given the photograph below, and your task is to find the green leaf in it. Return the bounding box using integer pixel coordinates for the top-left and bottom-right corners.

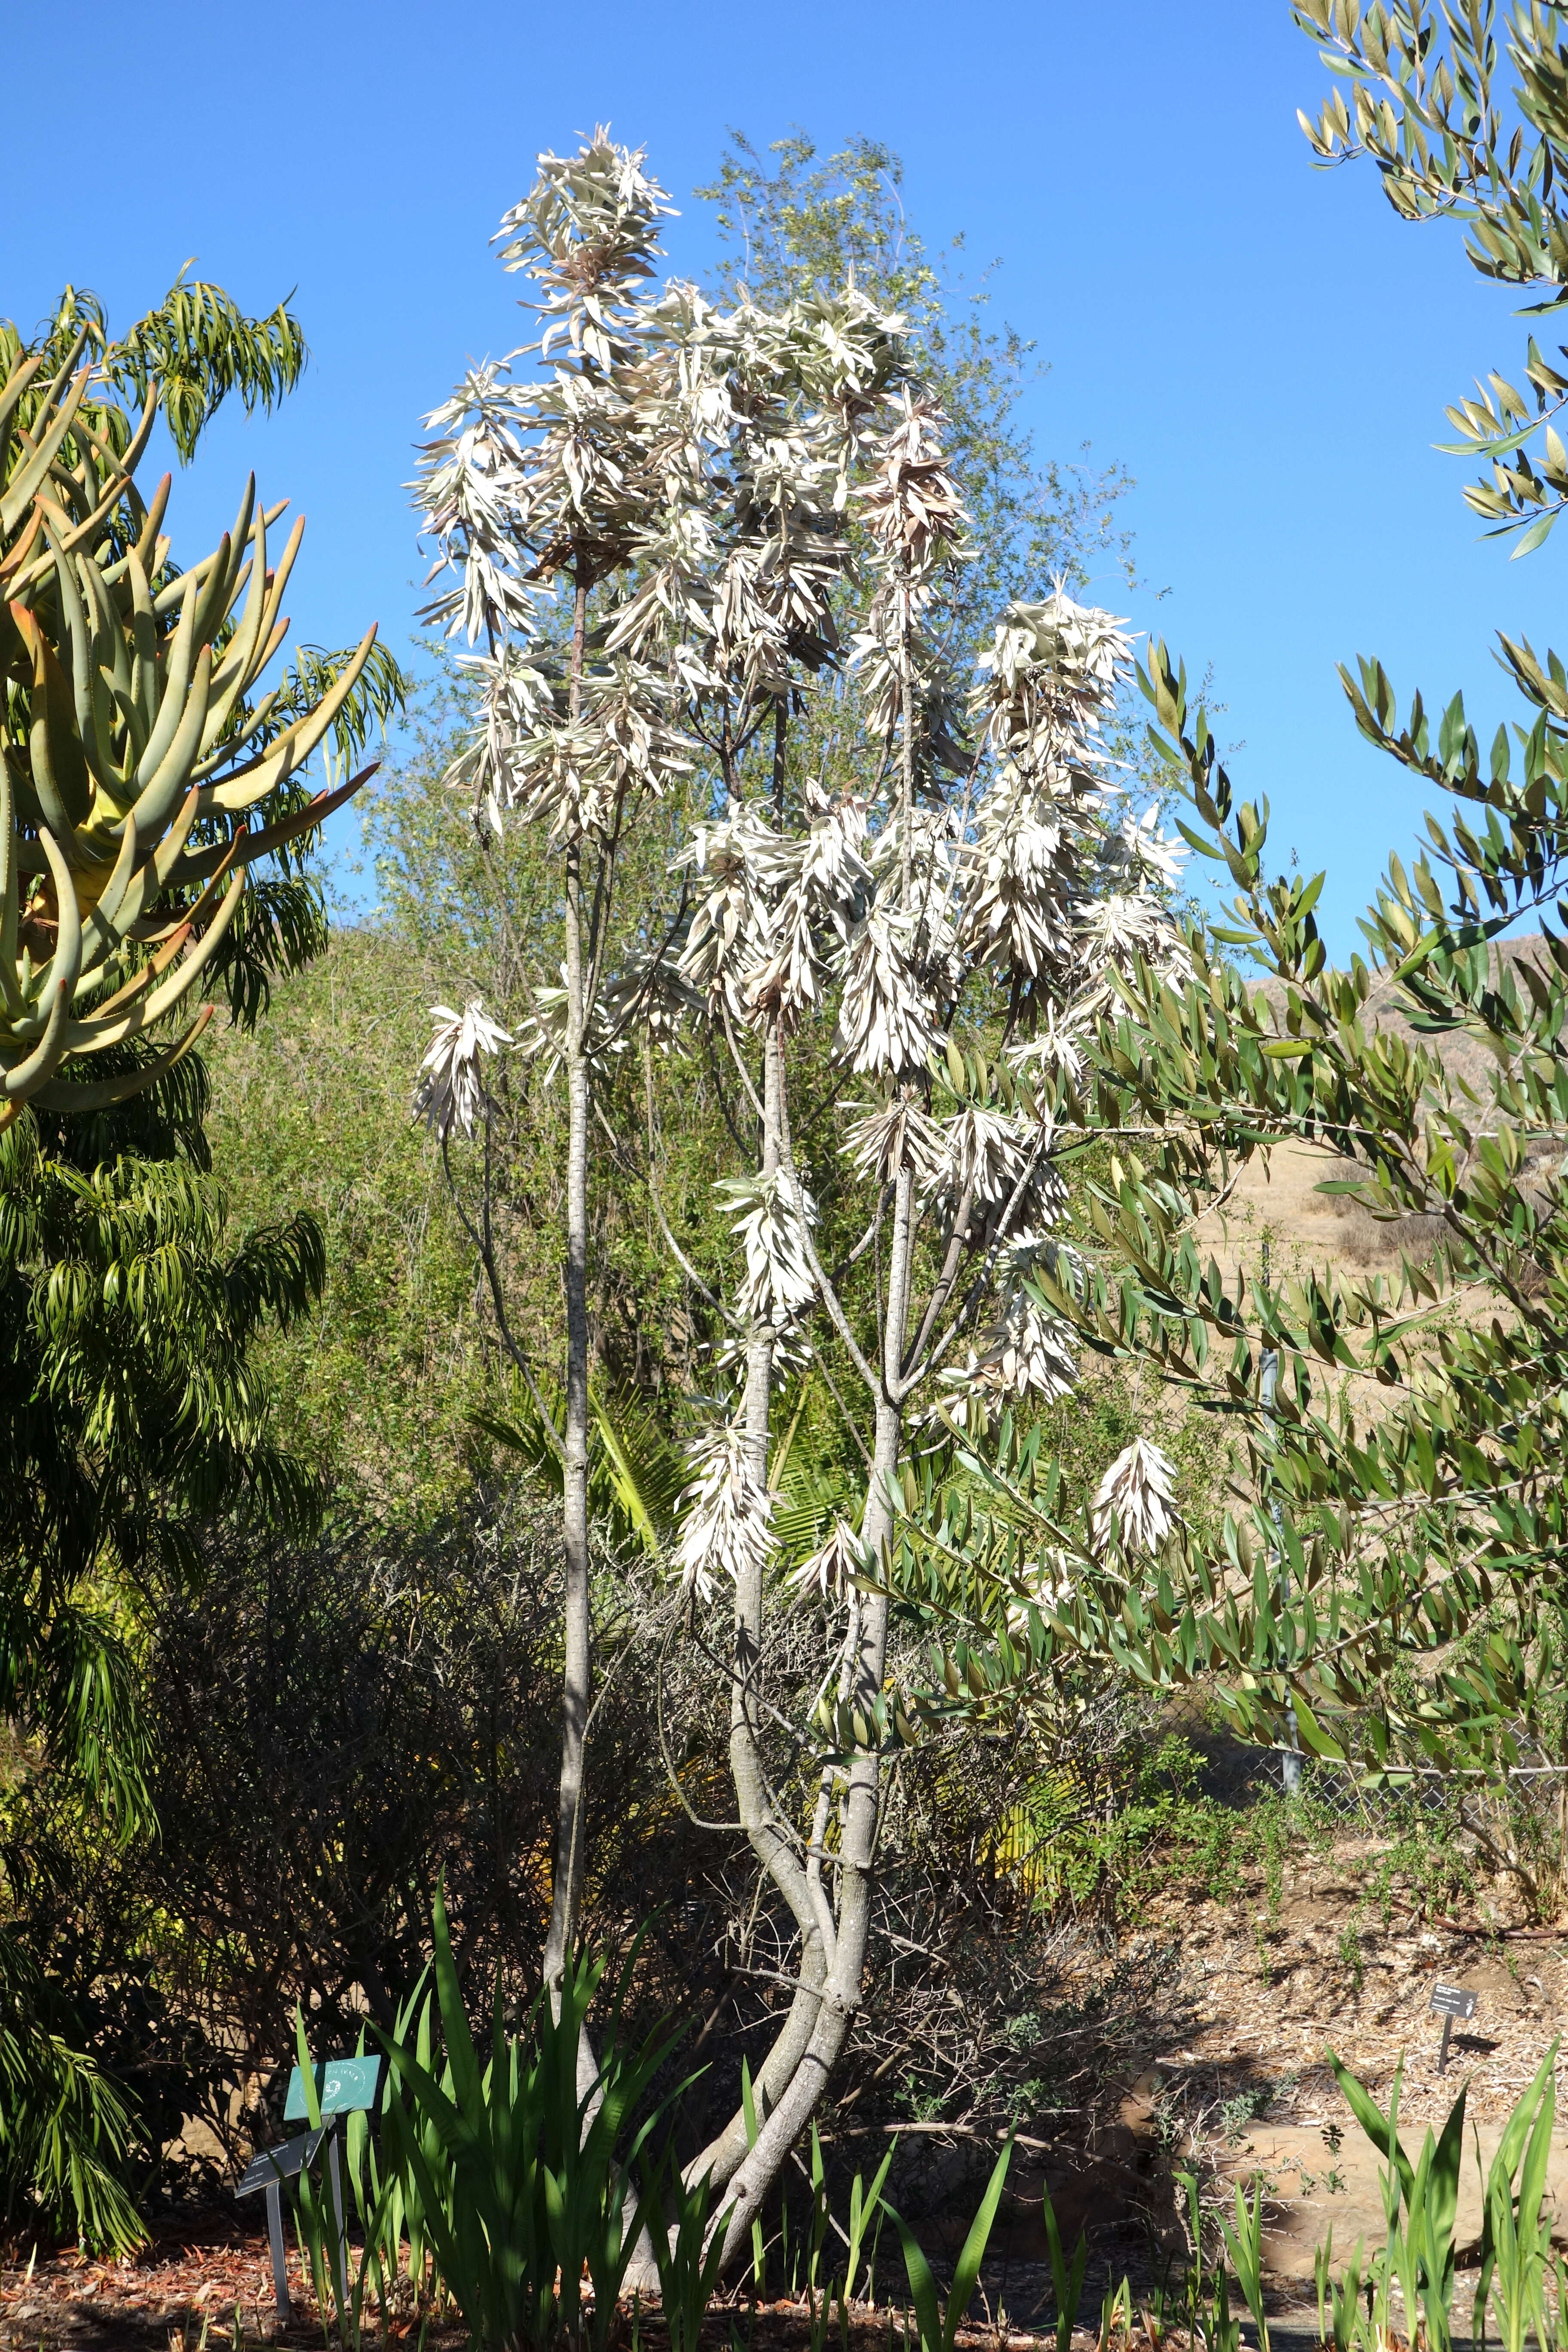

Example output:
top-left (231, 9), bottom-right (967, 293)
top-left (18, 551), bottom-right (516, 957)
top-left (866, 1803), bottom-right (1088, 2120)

top-left (1510, 510), bottom-right (1559, 558)
top-left (1328, 2049), bottom-right (1413, 2203)
top-left (888, 2202), bottom-right (947, 2352)
top-left (292, 2004), bottom-right (323, 2128)
top-left (945, 2135), bottom-right (1014, 2351)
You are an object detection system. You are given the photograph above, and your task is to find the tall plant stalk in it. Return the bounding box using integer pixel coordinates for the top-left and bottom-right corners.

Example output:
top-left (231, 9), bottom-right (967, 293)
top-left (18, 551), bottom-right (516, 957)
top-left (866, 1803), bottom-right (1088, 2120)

top-left (414, 136), bottom-right (686, 1993)
top-left (547, 576), bottom-right (594, 1997)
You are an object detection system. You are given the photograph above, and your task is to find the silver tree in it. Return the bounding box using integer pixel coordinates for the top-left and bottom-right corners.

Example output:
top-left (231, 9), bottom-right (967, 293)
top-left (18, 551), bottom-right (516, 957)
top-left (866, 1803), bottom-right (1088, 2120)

top-left (657, 362), bottom-right (1186, 2241)
top-left (415, 133), bottom-right (1185, 2238)
top-left (413, 130), bottom-right (690, 2005)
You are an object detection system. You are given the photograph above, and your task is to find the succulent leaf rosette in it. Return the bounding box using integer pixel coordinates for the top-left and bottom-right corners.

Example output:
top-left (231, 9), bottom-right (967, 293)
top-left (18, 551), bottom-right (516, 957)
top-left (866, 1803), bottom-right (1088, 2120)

top-left (0, 296), bottom-right (387, 1125)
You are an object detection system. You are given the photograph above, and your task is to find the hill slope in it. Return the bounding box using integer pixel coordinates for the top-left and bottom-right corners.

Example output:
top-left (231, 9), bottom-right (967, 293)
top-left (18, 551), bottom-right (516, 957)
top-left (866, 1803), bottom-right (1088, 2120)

top-left (205, 930), bottom-right (484, 1520)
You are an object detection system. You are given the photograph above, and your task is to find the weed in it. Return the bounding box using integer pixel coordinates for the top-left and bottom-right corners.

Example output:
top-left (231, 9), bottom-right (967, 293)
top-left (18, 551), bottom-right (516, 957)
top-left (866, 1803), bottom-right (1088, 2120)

top-left (897, 2073), bottom-right (946, 2125)
top-left (1005, 2076), bottom-right (1045, 2122)
top-left (1028, 1738), bottom-right (1340, 1929)
top-left (1219, 2089), bottom-right (1270, 2147)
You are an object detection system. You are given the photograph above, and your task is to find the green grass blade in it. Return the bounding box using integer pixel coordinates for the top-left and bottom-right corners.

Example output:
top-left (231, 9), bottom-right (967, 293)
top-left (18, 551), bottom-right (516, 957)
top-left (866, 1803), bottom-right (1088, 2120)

top-left (429, 1879), bottom-right (484, 2122)
top-left (1329, 2046), bottom-right (1413, 2204)
top-left (887, 2204), bottom-right (945, 2352)
top-left (1430, 2086), bottom-right (1467, 2254)
top-left (291, 2004), bottom-right (323, 2128)
top-left (946, 2136), bottom-right (1014, 2352)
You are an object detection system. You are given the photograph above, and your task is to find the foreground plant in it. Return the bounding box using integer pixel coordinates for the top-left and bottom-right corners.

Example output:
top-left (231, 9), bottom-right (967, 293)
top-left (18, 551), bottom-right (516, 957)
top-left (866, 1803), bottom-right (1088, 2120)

top-left (898, 0), bottom-right (1568, 1817)
top-left (886, 2137), bottom-right (1014, 2352)
top-left (1297, 0), bottom-right (1568, 558)
top-left (373, 1888), bottom-right (676, 2352)
top-left (915, 578), bottom-right (1568, 1810)
top-left (0, 271), bottom-right (395, 2251)
top-left (1306, 2047), bottom-right (1559, 2352)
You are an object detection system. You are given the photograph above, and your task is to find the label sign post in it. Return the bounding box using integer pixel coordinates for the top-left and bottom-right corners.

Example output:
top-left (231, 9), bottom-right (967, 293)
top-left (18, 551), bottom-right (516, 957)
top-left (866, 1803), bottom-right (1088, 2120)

top-left (237, 2053), bottom-right (383, 2321)
top-left (1430, 1981), bottom-right (1478, 2073)
top-left (235, 2125), bottom-right (329, 2321)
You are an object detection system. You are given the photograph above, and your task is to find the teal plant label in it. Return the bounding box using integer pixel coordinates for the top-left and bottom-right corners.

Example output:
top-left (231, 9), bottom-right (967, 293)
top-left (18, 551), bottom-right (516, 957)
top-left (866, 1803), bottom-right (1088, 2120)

top-left (284, 2053), bottom-right (383, 2119)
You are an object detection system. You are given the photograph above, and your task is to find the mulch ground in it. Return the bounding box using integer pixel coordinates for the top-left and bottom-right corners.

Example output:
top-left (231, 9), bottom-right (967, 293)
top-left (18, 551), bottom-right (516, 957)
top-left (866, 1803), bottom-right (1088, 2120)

top-left (0, 2232), bottom-right (1083, 2352)
top-left (6, 1825), bottom-right (1563, 2349)
top-left (1131, 1823), bottom-right (1568, 2133)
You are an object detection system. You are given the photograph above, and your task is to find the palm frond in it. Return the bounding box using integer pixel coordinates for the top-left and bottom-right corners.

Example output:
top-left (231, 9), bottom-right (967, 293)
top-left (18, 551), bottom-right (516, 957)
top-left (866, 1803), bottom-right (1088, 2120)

top-left (474, 1376), bottom-right (686, 1559)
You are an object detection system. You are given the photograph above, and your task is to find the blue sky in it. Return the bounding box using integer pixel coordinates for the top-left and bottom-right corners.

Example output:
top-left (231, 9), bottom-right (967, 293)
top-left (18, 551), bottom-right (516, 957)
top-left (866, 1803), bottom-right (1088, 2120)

top-left (10, 0), bottom-right (1563, 954)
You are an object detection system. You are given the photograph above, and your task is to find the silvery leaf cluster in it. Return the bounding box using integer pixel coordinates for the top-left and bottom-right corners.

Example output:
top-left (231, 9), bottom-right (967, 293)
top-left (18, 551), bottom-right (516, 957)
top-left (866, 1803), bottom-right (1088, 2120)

top-left (714, 1170), bottom-right (818, 1331)
top-left (1090, 1436), bottom-right (1180, 1556)
top-left (412, 130), bottom-right (697, 839)
top-left (950, 1230), bottom-right (1080, 1405)
top-left (675, 1421), bottom-right (775, 1604)
top-left (414, 1000), bottom-right (512, 1140)
top-left (788, 1518), bottom-right (868, 1602)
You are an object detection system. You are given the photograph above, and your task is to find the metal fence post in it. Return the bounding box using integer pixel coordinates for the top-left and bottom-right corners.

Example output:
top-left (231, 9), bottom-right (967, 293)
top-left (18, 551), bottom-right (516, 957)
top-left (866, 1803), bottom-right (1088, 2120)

top-left (1261, 1237), bottom-right (1302, 1795)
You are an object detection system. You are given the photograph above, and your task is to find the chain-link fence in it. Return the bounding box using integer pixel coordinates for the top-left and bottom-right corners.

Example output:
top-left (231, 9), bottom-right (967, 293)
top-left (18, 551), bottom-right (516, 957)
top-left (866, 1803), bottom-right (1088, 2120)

top-left (1148, 1676), bottom-right (1568, 1917)
top-left (1156, 1676), bottom-right (1567, 1809)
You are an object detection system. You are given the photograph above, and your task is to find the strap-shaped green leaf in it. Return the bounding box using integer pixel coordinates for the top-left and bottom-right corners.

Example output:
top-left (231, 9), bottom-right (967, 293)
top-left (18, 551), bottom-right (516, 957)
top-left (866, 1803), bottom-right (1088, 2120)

top-left (946, 2135), bottom-right (1014, 2352)
top-left (886, 2202), bottom-right (946, 2352)
top-left (1329, 2047), bottom-right (1414, 2204)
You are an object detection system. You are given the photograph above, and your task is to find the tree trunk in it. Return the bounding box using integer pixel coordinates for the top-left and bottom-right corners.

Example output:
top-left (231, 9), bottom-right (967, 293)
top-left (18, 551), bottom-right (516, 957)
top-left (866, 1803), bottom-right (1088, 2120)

top-left (712, 1398), bottom-right (900, 2257)
top-left (690, 610), bottom-right (928, 2255)
top-left (709, 1158), bottom-right (916, 2257)
top-left (682, 1023), bottom-right (828, 2195)
top-left (682, 708), bottom-right (838, 2194)
top-left (544, 580), bottom-right (593, 2008)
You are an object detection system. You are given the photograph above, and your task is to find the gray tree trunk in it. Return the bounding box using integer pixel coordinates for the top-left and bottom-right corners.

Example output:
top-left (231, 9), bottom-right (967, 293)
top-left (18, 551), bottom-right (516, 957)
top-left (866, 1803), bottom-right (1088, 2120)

top-left (545, 580), bottom-right (594, 2007)
top-left (707, 1160), bottom-right (916, 2257)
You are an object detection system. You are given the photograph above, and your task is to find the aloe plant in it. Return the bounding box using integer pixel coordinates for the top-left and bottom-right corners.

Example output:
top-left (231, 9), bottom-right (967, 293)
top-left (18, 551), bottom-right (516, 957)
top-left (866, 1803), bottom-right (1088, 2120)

top-left (1203, 2265), bottom-right (1240, 2352)
top-left (1097, 2275), bottom-right (1133, 2352)
top-left (740, 2056), bottom-right (768, 2295)
top-left (284, 2009), bottom-right (354, 2333)
top-left (0, 288), bottom-right (392, 1121)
